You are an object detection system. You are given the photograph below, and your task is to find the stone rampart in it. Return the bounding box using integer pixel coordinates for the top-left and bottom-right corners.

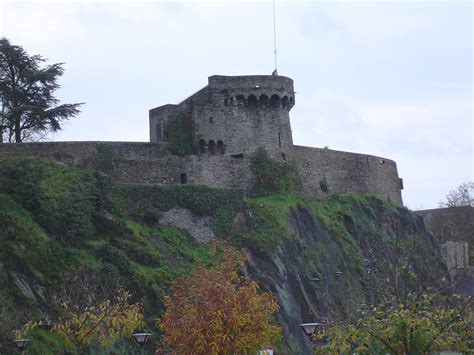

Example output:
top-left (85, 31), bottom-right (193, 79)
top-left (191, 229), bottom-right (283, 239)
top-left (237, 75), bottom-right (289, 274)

top-left (292, 145), bottom-right (403, 205)
top-left (0, 141), bottom-right (167, 164)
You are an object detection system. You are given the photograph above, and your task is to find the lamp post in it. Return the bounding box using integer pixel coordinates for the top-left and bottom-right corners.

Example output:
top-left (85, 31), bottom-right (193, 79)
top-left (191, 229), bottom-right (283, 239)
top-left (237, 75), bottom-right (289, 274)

top-left (300, 322), bottom-right (324, 342)
top-left (13, 338), bottom-right (30, 354)
top-left (132, 332), bottom-right (151, 355)
top-left (364, 258), bottom-right (376, 306)
top-left (310, 271), bottom-right (343, 307)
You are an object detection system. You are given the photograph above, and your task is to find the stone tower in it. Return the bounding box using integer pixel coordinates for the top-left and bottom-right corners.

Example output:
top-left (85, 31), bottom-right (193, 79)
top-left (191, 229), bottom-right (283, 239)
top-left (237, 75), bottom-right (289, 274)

top-left (149, 75), bottom-right (295, 160)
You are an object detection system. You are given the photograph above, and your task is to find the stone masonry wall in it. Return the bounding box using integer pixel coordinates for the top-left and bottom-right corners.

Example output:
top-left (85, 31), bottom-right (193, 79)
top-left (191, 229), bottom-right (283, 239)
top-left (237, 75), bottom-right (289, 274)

top-left (292, 145), bottom-right (403, 205)
top-left (0, 141), bottom-right (168, 164)
top-left (0, 141), bottom-right (403, 205)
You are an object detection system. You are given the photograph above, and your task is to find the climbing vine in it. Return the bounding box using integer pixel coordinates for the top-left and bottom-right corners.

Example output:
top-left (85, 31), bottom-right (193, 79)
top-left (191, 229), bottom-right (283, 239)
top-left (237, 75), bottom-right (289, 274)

top-left (164, 112), bottom-right (194, 156)
top-left (250, 148), bottom-right (300, 196)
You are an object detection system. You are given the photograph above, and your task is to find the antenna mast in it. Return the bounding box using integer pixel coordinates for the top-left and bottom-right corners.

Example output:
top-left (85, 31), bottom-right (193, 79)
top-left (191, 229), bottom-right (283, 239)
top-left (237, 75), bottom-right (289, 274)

top-left (272, 0), bottom-right (278, 72)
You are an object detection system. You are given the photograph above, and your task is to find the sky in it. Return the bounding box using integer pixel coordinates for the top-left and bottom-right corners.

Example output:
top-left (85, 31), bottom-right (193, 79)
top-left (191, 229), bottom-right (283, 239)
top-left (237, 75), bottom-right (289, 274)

top-left (1, 0), bottom-right (472, 209)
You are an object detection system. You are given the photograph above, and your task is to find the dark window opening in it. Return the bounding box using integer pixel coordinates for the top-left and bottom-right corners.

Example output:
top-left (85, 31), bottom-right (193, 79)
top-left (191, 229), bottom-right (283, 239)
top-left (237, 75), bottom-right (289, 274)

top-left (289, 96), bottom-right (294, 107)
top-left (236, 95), bottom-right (245, 106)
top-left (199, 139), bottom-right (206, 153)
top-left (248, 95), bottom-right (258, 107)
top-left (209, 116), bottom-right (213, 124)
top-left (281, 153), bottom-right (287, 161)
top-left (278, 132), bottom-right (281, 148)
top-left (270, 94), bottom-right (280, 108)
top-left (224, 98), bottom-right (229, 106)
top-left (282, 96), bottom-right (289, 108)
top-left (259, 94), bottom-right (269, 106)
top-left (180, 173), bottom-right (188, 184)
top-left (399, 178), bottom-right (404, 190)
top-left (208, 140), bottom-right (216, 154)
top-left (230, 153), bottom-right (244, 159)
top-left (217, 140), bottom-right (225, 154)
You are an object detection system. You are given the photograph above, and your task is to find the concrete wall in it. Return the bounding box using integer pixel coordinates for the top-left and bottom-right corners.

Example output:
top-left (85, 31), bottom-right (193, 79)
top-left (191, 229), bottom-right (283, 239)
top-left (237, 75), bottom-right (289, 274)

top-left (292, 145), bottom-right (403, 205)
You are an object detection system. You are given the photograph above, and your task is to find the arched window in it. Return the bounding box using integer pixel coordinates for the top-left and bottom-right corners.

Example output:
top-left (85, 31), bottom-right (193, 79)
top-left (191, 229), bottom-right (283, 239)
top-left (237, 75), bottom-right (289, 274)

top-left (217, 140), bottom-right (225, 154)
top-left (282, 96), bottom-right (289, 108)
top-left (199, 139), bottom-right (206, 153)
top-left (248, 95), bottom-right (258, 107)
top-left (209, 116), bottom-right (213, 124)
top-left (208, 140), bottom-right (216, 154)
top-left (236, 95), bottom-right (245, 106)
top-left (259, 94), bottom-right (269, 107)
top-left (270, 94), bottom-right (281, 108)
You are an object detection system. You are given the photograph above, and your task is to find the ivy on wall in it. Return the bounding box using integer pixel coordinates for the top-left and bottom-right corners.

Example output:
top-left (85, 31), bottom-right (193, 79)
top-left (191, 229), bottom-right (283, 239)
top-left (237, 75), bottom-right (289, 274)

top-left (111, 184), bottom-right (244, 236)
top-left (164, 112), bottom-right (194, 156)
top-left (250, 148), bottom-right (300, 196)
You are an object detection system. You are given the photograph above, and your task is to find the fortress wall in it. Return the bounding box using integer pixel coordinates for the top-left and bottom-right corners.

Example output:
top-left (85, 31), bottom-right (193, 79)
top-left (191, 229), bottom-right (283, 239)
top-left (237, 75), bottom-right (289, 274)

top-left (0, 141), bottom-right (168, 164)
top-left (113, 154), bottom-right (253, 190)
top-left (292, 145), bottom-right (403, 205)
top-left (208, 75), bottom-right (294, 93)
top-left (149, 104), bottom-right (178, 142)
top-left (191, 75), bottom-right (295, 160)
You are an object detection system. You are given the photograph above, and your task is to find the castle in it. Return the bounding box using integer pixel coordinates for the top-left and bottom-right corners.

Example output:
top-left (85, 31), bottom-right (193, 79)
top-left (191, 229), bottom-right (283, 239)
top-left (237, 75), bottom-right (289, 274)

top-left (0, 74), bottom-right (403, 205)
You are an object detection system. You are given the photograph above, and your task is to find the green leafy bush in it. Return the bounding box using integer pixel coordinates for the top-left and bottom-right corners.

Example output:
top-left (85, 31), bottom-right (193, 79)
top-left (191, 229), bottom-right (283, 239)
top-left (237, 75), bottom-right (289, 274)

top-left (250, 148), bottom-right (300, 196)
top-left (112, 184), bottom-right (244, 235)
top-left (0, 157), bottom-right (98, 243)
top-left (164, 112), bottom-right (194, 156)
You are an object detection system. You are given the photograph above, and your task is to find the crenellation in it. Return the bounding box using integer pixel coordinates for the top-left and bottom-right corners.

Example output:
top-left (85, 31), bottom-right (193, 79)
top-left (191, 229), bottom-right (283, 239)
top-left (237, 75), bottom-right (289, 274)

top-left (0, 74), bottom-right (403, 205)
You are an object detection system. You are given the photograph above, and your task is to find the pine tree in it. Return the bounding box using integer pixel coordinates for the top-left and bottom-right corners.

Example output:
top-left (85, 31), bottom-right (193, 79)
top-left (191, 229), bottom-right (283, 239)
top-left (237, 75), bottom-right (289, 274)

top-left (0, 38), bottom-right (82, 142)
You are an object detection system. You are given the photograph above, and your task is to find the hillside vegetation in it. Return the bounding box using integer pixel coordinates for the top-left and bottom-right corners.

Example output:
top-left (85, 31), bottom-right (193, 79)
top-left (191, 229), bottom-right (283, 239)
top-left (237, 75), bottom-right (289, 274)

top-left (0, 157), bottom-right (446, 354)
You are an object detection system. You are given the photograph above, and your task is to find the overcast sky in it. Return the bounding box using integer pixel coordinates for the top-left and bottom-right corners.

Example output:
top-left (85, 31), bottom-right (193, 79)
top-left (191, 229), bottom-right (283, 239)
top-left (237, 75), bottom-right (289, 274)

top-left (1, 0), bottom-right (472, 209)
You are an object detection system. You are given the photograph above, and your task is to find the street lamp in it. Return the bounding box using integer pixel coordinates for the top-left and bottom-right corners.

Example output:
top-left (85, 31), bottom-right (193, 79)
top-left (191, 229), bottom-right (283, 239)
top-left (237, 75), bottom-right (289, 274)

top-left (300, 322), bottom-right (324, 341)
top-left (311, 271), bottom-right (343, 307)
top-left (310, 271), bottom-right (343, 282)
top-left (14, 338), bottom-right (30, 354)
top-left (132, 332), bottom-right (151, 355)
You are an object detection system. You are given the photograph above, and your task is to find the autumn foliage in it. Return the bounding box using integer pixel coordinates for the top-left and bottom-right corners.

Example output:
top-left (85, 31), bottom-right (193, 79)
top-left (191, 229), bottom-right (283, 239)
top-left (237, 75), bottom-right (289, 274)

top-left (157, 244), bottom-right (281, 354)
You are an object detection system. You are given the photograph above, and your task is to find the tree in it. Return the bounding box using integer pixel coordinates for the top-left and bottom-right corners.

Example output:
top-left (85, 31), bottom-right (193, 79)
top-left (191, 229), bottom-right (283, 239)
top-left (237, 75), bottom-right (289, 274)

top-left (439, 182), bottom-right (474, 208)
top-left (313, 238), bottom-right (473, 354)
top-left (0, 38), bottom-right (82, 143)
top-left (156, 243), bottom-right (281, 354)
top-left (315, 291), bottom-right (472, 354)
top-left (14, 270), bottom-right (144, 354)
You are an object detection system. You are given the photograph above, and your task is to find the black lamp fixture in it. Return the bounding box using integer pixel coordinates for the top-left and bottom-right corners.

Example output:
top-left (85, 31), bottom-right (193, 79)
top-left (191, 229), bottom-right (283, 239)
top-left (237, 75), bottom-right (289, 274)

top-left (300, 322), bottom-right (323, 340)
top-left (132, 332), bottom-right (151, 355)
top-left (14, 338), bottom-right (30, 353)
top-left (310, 271), bottom-right (343, 282)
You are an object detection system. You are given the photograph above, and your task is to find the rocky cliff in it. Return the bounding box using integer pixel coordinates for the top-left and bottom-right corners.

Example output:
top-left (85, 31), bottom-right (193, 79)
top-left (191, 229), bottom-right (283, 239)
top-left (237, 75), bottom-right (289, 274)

top-left (0, 157), bottom-right (445, 354)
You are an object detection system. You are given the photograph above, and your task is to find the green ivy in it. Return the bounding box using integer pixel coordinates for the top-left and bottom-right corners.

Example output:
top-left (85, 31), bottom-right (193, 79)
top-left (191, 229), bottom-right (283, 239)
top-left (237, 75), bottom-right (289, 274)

top-left (164, 111), bottom-right (194, 156)
top-left (111, 184), bottom-right (244, 236)
top-left (93, 143), bottom-right (120, 173)
top-left (249, 148), bottom-right (300, 196)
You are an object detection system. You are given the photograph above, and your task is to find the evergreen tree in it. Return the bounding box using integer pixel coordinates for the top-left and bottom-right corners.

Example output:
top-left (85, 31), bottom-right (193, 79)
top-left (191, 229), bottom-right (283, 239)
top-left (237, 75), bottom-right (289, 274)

top-left (0, 38), bottom-right (82, 142)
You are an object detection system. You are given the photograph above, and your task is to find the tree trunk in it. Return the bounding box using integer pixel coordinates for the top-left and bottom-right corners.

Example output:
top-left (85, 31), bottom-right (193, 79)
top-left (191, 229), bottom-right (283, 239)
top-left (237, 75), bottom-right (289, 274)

top-left (14, 121), bottom-right (22, 142)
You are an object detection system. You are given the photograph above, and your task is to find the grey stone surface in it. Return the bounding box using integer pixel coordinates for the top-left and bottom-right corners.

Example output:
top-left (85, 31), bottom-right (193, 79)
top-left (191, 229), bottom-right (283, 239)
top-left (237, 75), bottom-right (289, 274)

top-left (159, 208), bottom-right (215, 243)
top-left (0, 74), bottom-right (404, 205)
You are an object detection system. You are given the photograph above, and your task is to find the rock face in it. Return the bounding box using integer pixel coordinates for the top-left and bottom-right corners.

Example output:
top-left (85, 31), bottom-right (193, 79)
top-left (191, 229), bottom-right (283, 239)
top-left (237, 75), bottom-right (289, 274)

top-left (159, 208), bottom-right (215, 243)
top-left (239, 197), bottom-right (445, 354)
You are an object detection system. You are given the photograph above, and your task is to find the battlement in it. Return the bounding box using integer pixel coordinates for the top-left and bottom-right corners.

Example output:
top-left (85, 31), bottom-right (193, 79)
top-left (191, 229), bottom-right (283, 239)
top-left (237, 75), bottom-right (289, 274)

top-left (0, 73), bottom-right (404, 205)
top-left (209, 75), bottom-right (295, 110)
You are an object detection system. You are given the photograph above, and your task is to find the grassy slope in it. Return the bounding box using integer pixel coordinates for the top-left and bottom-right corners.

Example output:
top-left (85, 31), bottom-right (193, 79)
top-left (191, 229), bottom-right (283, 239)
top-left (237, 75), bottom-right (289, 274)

top-left (0, 157), bottom-right (445, 354)
top-left (0, 158), bottom-right (216, 354)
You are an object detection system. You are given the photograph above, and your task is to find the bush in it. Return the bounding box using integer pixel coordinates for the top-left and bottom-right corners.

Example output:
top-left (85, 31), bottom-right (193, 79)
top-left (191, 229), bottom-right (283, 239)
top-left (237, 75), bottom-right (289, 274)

top-left (164, 112), bottom-right (195, 156)
top-left (250, 148), bottom-right (300, 196)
